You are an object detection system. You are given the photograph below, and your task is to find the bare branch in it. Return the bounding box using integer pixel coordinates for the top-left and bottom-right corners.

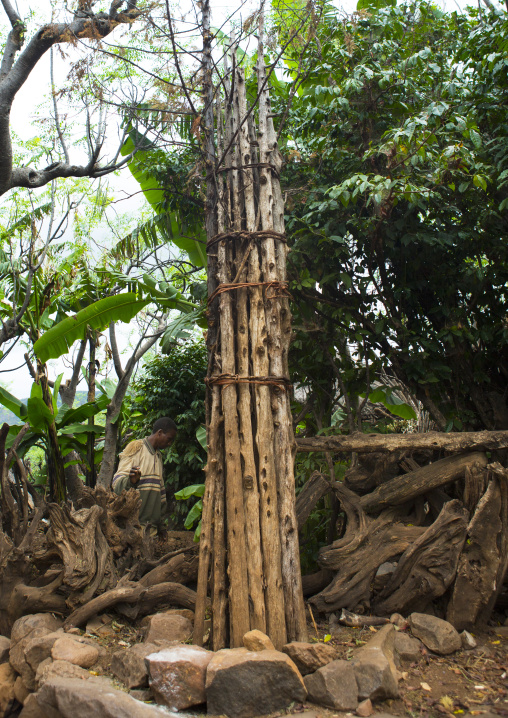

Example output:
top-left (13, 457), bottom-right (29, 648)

top-left (109, 322), bottom-right (125, 379)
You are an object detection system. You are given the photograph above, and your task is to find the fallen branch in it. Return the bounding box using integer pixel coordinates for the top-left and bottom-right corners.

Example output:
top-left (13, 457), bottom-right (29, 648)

top-left (64, 581), bottom-right (200, 629)
top-left (359, 452), bottom-right (487, 513)
top-left (296, 429), bottom-right (508, 454)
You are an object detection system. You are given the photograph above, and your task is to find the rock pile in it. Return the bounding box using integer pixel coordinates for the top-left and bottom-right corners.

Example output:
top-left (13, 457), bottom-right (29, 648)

top-left (0, 609), bottom-right (482, 717)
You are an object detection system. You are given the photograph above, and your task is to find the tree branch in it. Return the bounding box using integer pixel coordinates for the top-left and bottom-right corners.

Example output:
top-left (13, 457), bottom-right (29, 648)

top-left (109, 322), bottom-right (125, 379)
top-left (0, 2), bottom-right (143, 195)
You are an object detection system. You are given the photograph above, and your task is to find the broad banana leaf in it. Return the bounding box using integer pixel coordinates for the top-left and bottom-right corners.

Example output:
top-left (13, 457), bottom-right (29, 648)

top-left (34, 293), bottom-right (149, 363)
top-left (120, 131), bottom-right (206, 268)
top-left (0, 386), bottom-right (27, 419)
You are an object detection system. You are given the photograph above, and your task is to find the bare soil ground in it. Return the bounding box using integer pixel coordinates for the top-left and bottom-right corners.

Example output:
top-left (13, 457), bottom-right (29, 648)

top-left (64, 611), bottom-right (508, 718)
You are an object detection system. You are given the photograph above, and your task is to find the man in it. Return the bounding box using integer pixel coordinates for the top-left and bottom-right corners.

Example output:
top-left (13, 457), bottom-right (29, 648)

top-left (112, 417), bottom-right (176, 527)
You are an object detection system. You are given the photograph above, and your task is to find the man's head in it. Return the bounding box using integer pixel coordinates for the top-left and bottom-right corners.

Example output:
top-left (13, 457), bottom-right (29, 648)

top-left (150, 417), bottom-right (177, 450)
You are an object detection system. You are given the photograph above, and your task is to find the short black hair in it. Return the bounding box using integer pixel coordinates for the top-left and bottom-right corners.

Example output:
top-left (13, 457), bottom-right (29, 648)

top-left (153, 417), bottom-right (177, 434)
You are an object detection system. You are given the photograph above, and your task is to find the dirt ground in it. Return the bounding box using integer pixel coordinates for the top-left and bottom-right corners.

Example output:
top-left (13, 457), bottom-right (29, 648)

top-left (73, 610), bottom-right (508, 718)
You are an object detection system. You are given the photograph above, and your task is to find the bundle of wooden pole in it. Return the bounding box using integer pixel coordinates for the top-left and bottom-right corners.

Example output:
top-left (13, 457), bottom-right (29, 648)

top-left (193, 6), bottom-right (307, 650)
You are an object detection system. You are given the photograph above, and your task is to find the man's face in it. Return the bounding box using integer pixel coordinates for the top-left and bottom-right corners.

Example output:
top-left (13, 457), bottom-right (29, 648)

top-left (157, 429), bottom-right (176, 450)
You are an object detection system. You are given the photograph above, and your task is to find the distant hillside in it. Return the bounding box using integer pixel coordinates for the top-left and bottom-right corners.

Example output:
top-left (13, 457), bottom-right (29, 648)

top-left (0, 390), bottom-right (89, 426)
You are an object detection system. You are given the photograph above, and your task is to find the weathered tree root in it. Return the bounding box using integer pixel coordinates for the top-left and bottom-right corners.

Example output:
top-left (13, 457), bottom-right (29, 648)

top-left (64, 581), bottom-right (201, 628)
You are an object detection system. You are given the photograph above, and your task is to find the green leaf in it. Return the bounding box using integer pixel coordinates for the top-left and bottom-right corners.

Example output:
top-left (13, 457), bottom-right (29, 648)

top-left (184, 498), bottom-right (203, 529)
top-left (52, 374), bottom-right (63, 414)
top-left (57, 423), bottom-right (105, 436)
top-left (175, 484), bottom-right (205, 500)
top-left (196, 426), bottom-right (207, 451)
top-left (34, 293), bottom-right (149, 363)
top-left (0, 386), bottom-right (27, 420)
top-left (26, 396), bottom-right (54, 432)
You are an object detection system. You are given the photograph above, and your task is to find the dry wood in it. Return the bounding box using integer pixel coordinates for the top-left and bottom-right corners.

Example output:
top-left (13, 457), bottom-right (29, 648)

top-left (309, 483), bottom-right (425, 614)
top-left (374, 499), bottom-right (468, 616)
top-left (302, 569), bottom-right (334, 597)
top-left (447, 463), bottom-right (508, 631)
top-left (359, 452), bottom-right (488, 513)
top-left (64, 581), bottom-right (200, 629)
top-left (139, 552), bottom-right (199, 588)
top-left (339, 609), bottom-right (390, 627)
top-left (296, 429), bottom-right (508, 454)
top-left (296, 471), bottom-right (331, 529)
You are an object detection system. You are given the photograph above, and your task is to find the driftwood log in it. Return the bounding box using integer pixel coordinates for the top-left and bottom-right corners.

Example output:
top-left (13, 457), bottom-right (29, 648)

top-left (297, 429), bottom-right (508, 454)
top-left (359, 452), bottom-right (488, 513)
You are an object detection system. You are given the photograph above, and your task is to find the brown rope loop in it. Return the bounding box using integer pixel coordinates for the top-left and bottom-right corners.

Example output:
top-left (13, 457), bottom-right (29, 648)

top-left (206, 229), bottom-right (287, 251)
top-left (216, 162), bottom-right (280, 179)
top-left (206, 373), bottom-right (292, 391)
top-left (207, 280), bottom-right (291, 306)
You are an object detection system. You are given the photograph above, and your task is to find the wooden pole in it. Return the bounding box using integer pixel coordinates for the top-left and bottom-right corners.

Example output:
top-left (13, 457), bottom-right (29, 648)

top-left (195, 8), bottom-right (307, 649)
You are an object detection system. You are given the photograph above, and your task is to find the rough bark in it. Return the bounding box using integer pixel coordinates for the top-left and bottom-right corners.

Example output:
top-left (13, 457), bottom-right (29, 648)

top-left (296, 429), bottom-right (508, 454)
top-left (447, 463), bottom-right (508, 630)
top-left (296, 471), bottom-right (331, 529)
top-left (359, 452), bottom-right (488, 513)
top-left (309, 483), bottom-right (425, 614)
top-left (374, 500), bottom-right (468, 616)
top-left (196, 14), bottom-right (306, 649)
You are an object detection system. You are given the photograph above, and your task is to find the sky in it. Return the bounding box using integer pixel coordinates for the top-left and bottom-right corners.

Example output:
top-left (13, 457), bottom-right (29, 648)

top-left (0, 0), bottom-right (479, 400)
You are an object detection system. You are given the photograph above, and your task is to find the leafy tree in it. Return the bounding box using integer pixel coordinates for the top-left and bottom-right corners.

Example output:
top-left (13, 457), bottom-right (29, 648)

top-left (274, 0), bottom-right (508, 432)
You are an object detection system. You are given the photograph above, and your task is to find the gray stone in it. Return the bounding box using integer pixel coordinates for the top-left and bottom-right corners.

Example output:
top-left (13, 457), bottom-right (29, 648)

top-left (130, 689), bottom-right (153, 702)
top-left (409, 613), bottom-right (461, 655)
top-left (393, 632), bottom-right (423, 665)
top-left (350, 624), bottom-right (399, 701)
top-left (144, 613), bottom-right (193, 644)
top-left (461, 631), bottom-right (477, 649)
top-left (0, 636), bottom-right (10, 663)
top-left (206, 647), bottom-right (307, 717)
top-left (389, 614), bottom-right (409, 630)
top-left (14, 675), bottom-right (30, 705)
top-left (304, 659), bottom-right (358, 710)
top-left (146, 644), bottom-right (213, 710)
top-left (111, 643), bottom-right (160, 689)
top-left (35, 676), bottom-right (173, 717)
top-left (282, 641), bottom-right (337, 676)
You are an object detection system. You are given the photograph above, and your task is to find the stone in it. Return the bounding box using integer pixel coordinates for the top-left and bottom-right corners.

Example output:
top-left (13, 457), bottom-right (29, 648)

top-left (130, 689), bottom-right (153, 702)
top-left (243, 630), bottom-right (275, 652)
top-left (14, 675), bottom-right (30, 705)
top-left (282, 641), bottom-right (337, 676)
top-left (24, 631), bottom-right (64, 672)
top-left (35, 676), bottom-right (171, 717)
top-left (393, 633), bottom-right (423, 665)
top-left (206, 647), bottom-right (307, 717)
top-left (304, 659), bottom-right (358, 710)
top-left (0, 662), bottom-right (17, 716)
top-left (409, 613), bottom-right (461, 655)
top-left (350, 624), bottom-right (399, 700)
top-left (10, 614), bottom-right (62, 646)
top-left (19, 692), bottom-right (55, 718)
top-left (51, 636), bottom-right (99, 668)
top-left (374, 563), bottom-right (397, 590)
top-left (140, 609), bottom-right (195, 628)
top-left (390, 614), bottom-right (409, 630)
top-left (0, 636), bottom-right (10, 663)
top-left (111, 643), bottom-right (160, 689)
top-left (144, 613), bottom-right (193, 644)
top-left (461, 631), bottom-right (477, 650)
top-left (146, 644), bottom-right (214, 710)
top-left (357, 698), bottom-right (374, 717)
top-left (492, 626), bottom-right (508, 638)
top-left (36, 659), bottom-right (95, 688)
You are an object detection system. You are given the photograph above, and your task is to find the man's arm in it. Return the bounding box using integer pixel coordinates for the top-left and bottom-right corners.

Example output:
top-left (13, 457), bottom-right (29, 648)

top-left (112, 443), bottom-right (143, 494)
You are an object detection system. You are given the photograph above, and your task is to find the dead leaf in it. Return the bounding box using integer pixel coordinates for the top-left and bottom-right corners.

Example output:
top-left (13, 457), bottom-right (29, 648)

top-left (440, 696), bottom-right (454, 711)
top-left (421, 682), bottom-right (432, 692)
